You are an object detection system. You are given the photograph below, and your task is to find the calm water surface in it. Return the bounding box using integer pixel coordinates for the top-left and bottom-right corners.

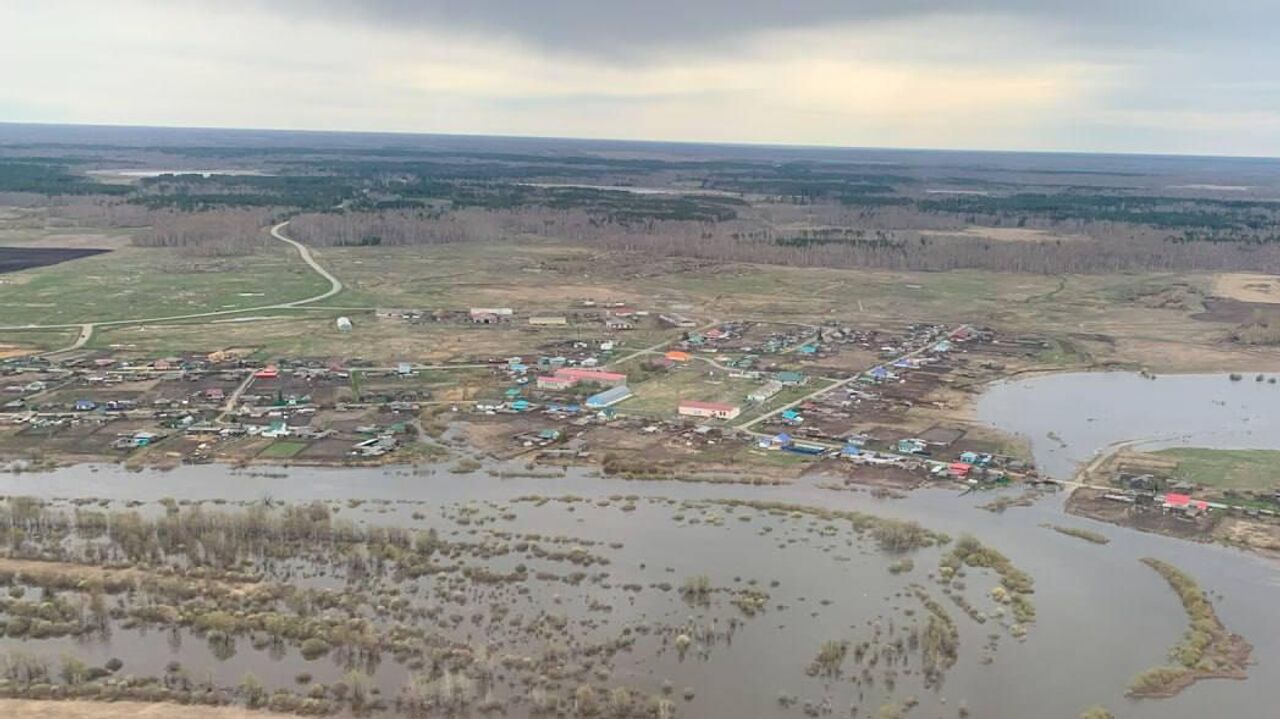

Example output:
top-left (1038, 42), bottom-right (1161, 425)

top-left (977, 371), bottom-right (1280, 479)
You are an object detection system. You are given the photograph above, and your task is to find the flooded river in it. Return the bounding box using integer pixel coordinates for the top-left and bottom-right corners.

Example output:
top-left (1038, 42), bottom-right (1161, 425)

top-left (977, 371), bottom-right (1280, 480)
top-left (0, 462), bottom-right (1273, 718)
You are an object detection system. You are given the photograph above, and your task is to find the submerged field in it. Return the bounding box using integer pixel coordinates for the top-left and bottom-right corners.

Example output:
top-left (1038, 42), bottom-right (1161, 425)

top-left (0, 463), bottom-right (1268, 719)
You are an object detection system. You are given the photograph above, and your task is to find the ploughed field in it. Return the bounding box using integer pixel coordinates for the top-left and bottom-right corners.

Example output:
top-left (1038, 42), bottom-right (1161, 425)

top-left (0, 247), bottom-right (109, 275)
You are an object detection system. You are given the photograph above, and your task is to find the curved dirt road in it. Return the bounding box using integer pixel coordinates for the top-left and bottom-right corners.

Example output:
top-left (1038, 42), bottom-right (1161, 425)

top-left (0, 221), bottom-right (342, 356)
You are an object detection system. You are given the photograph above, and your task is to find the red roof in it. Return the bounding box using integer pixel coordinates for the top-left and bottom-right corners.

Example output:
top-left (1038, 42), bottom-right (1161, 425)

top-left (1164, 494), bottom-right (1208, 510)
top-left (556, 368), bottom-right (626, 382)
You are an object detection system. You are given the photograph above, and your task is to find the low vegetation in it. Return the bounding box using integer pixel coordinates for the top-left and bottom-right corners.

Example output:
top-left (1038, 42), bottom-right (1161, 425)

top-left (1127, 558), bottom-right (1251, 698)
top-left (1043, 524), bottom-right (1111, 545)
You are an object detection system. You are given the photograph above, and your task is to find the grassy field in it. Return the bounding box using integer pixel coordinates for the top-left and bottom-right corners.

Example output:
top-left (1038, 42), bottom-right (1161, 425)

top-left (0, 244), bottom-right (333, 326)
top-left (625, 365), bottom-right (763, 416)
top-left (0, 327), bottom-right (79, 354)
top-left (6, 231), bottom-right (1279, 375)
top-left (87, 313), bottom-right (672, 364)
top-left (297, 242), bottom-right (1271, 373)
top-left (1153, 448), bottom-right (1280, 491)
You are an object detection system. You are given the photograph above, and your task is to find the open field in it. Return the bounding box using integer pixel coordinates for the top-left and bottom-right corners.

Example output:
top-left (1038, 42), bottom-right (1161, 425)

top-left (1212, 273), bottom-right (1280, 304)
top-left (624, 365), bottom-right (761, 416)
top-left (84, 313), bottom-right (671, 364)
top-left (0, 244), bottom-right (332, 326)
top-left (1152, 448), bottom-right (1280, 491)
top-left (0, 327), bottom-right (78, 355)
top-left (5, 226), bottom-right (1280, 373)
top-left (290, 243), bottom-right (1280, 373)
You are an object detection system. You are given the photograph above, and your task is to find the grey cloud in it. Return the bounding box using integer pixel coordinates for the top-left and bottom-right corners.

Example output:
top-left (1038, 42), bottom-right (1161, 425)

top-left (244, 1), bottom-right (1275, 58)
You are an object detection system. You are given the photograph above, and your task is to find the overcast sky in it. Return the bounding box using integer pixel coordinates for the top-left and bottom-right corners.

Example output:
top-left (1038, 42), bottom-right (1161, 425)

top-left (2, 0), bottom-right (1278, 156)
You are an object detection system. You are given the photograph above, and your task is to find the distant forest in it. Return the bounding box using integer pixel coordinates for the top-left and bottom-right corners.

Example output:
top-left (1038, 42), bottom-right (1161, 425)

top-left (6, 145), bottom-right (1280, 272)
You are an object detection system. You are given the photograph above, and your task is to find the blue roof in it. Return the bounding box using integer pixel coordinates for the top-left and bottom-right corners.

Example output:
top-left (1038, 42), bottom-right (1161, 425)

top-left (585, 385), bottom-right (633, 408)
top-left (510, 399), bottom-right (531, 411)
top-left (781, 409), bottom-right (801, 420)
top-left (773, 432), bottom-right (793, 444)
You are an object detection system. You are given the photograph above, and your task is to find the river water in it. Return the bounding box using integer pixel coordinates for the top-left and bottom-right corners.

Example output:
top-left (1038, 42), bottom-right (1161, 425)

top-left (976, 371), bottom-right (1280, 480)
top-left (0, 461), bottom-right (1273, 718)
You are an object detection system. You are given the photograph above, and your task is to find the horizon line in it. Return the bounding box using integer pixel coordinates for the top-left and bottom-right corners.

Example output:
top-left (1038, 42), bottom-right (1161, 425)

top-left (1, 119), bottom-right (1278, 164)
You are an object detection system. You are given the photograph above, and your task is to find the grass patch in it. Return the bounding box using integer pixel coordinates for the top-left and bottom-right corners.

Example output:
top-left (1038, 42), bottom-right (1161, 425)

top-left (705, 499), bottom-right (949, 552)
top-left (1127, 557), bottom-right (1251, 698)
top-left (1043, 524), bottom-right (1110, 545)
top-left (1151, 447), bottom-right (1280, 491)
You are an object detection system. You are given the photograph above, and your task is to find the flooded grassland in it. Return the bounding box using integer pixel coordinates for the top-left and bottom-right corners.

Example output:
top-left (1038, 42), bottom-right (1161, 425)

top-left (0, 463), bottom-right (1271, 718)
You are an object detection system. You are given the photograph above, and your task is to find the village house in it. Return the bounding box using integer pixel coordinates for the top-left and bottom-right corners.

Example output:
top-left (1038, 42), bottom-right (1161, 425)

top-left (469, 307), bottom-right (513, 324)
top-left (678, 400), bottom-right (741, 420)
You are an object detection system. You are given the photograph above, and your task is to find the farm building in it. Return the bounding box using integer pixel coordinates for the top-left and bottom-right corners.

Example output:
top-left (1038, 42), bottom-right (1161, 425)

top-left (604, 318), bottom-right (635, 330)
top-left (469, 307), bottom-right (513, 319)
top-left (678, 400), bottom-right (741, 420)
top-left (536, 368), bottom-right (628, 390)
top-left (557, 368), bottom-right (628, 386)
top-left (775, 371), bottom-right (808, 386)
top-left (748, 380), bottom-right (783, 403)
top-left (659, 313), bottom-right (697, 328)
top-left (336, 316), bottom-right (353, 332)
top-left (586, 385), bottom-right (633, 409)
top-left (529, 316), bottom-right (568, 327)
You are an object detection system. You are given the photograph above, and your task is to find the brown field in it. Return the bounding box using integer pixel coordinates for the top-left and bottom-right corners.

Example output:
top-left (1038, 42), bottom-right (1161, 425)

top-left (1212, 272), bottom-right (1280, 304)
